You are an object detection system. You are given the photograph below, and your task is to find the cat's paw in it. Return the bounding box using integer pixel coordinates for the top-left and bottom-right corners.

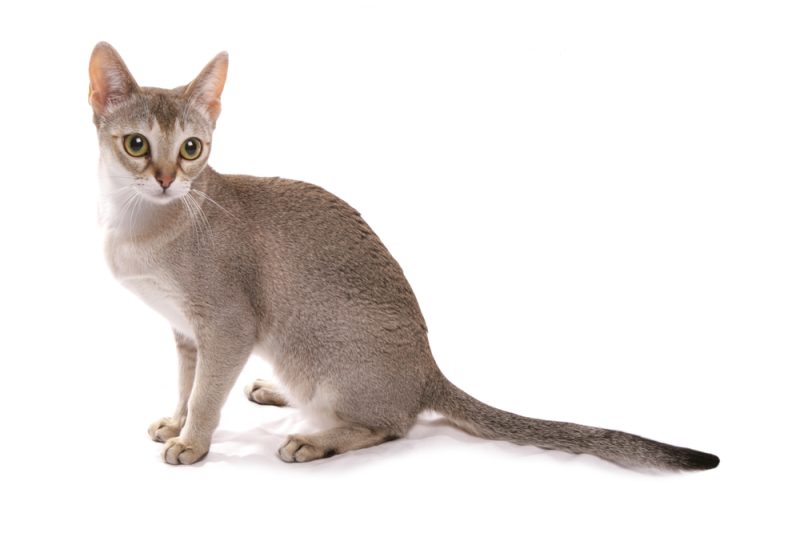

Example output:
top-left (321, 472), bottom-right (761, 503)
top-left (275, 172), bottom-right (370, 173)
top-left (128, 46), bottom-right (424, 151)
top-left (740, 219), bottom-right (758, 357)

top-left (278, 435), bottom-right (335, 463)
top-left (163, 437), bottom-right (208, 465)
top-left (148, 417), bottom-right (182, 443)
top-left (245, 379), bottom-right (289, 407)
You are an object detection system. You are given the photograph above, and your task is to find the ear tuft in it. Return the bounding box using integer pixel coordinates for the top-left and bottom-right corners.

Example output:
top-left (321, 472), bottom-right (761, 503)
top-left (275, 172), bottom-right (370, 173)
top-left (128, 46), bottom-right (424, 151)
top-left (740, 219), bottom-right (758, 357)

top-left (88, 42), bottom-right (139, 116)
top-left (184, 52), bottom-right (229, 123)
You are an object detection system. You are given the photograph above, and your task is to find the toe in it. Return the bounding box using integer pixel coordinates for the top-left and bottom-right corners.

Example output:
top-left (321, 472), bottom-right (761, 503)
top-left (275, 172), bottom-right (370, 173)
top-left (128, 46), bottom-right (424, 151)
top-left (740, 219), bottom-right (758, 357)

top-left (163, 438), bottom-right (207, 465)
top-left (278, 437), bottom-right (303, 462)
top-left (245, 380), bottom-right (288, 407)
top-left (278, 436), bottom-right (335, 463)
top-left (148, 418), bottom-right (181, 443)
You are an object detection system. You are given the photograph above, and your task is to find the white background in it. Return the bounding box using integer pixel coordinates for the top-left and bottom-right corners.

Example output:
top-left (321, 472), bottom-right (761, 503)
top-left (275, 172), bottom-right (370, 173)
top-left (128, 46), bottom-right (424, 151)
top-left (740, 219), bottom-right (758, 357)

top-left (1, 1), bottom-right (798, 555)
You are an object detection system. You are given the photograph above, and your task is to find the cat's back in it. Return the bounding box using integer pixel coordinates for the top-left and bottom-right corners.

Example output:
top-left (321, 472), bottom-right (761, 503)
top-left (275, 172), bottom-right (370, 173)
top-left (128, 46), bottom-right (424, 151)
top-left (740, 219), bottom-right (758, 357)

top-left (214, 172), bottom-right (375, 249)
top-left (219, 173), bottom-right (366, 232)
top-left (210, 170), bottom-right (426, 330)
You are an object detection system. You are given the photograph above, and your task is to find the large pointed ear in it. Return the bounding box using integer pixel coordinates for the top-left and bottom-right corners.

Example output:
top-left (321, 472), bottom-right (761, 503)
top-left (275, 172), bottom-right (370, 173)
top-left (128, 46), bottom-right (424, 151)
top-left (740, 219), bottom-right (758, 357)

top-left (184, 52), bottom-right (228, 123)
top-left (88, 42), bottom-right (140, 116)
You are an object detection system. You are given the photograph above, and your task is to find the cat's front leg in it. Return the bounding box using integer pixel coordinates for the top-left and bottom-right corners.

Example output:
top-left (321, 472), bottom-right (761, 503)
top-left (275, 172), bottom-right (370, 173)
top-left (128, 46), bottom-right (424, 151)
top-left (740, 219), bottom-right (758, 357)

top-left (148, 331), bottom-right (197, 442)
top-left (162, 326), bottom-right (254, 465)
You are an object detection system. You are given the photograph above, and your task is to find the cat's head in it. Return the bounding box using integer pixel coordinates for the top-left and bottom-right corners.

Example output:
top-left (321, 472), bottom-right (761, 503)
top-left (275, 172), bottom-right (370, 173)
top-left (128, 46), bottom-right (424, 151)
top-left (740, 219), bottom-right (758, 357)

top-left (89, 42), bottom-right (227, 206)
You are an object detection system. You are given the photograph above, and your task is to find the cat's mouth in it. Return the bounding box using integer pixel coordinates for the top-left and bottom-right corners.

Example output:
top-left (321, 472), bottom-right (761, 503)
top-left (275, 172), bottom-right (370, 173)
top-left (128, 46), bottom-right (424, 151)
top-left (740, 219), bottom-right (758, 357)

top-left (140, 181), bottom-right (191, 205)
top-left (143, 188), bottom-right (187, 205)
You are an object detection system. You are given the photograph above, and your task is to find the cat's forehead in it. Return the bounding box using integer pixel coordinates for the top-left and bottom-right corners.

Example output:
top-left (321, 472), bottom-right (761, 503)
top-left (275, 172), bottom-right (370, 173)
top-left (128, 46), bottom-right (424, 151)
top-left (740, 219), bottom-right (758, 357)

top-left (100, 87), bottom-right (211, 137)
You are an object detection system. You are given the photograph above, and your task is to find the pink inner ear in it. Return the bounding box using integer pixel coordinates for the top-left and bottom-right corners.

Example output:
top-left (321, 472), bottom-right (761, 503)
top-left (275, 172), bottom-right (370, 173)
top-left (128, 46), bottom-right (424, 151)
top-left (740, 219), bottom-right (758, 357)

top-left (186, 52), bottom-right (228, 122)
top-left (89, 44), bottom-right (138, 115)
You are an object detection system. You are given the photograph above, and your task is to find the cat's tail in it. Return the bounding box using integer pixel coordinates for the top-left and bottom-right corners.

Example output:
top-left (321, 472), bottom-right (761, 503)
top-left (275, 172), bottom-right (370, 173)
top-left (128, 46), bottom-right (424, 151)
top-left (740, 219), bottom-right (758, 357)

top-left (426, 374), bottom-right (719, 471)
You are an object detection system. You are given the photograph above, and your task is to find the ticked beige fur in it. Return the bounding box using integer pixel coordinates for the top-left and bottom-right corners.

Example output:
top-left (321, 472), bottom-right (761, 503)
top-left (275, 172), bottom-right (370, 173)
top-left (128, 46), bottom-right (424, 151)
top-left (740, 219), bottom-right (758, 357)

top-left (89, 42), bottom-right (719, 471)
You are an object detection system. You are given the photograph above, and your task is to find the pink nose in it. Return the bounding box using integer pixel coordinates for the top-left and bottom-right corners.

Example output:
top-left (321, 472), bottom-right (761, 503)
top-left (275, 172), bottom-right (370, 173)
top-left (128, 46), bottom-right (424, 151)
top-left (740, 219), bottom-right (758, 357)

top-left (157, 173), bottom-right (175, 190)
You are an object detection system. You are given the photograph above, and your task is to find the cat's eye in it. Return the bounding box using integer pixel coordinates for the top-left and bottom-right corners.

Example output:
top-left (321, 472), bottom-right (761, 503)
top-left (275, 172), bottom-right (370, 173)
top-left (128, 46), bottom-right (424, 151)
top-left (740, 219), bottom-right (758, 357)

top-left (123, 134), bottom-right (150, 157)
top-left (180, 137), bottom-right (203, 160)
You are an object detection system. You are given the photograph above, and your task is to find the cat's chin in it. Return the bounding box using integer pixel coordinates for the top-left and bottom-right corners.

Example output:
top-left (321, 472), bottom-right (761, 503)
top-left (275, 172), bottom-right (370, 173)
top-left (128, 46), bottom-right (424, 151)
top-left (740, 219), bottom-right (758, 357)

top-left (144, 192), bottom-right (187, 206)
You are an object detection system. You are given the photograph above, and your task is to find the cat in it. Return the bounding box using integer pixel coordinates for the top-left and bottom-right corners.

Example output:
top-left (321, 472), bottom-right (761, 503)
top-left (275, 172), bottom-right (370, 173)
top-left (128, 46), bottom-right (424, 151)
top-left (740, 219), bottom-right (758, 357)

top-left (89, 42), bottom-right (719, 471)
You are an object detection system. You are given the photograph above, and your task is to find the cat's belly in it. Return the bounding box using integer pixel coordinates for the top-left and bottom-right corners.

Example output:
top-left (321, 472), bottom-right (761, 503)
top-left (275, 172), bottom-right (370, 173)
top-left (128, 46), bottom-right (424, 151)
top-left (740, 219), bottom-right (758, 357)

top-left (120, 275), bottom-right (194, 339)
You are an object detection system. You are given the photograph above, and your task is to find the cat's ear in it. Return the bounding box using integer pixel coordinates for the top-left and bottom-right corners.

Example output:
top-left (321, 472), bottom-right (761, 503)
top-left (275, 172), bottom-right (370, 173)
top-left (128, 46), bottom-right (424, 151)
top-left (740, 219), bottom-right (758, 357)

top-left (184, 52), bottom-right (229, 123)
top-left (88, 42), bottom-right (140, 116)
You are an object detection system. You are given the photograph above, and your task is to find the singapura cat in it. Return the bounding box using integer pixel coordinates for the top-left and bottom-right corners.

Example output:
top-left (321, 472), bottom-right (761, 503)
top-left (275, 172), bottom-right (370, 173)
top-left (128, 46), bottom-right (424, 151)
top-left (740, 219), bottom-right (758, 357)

top-left (89, 42), bottom-right (719, 471)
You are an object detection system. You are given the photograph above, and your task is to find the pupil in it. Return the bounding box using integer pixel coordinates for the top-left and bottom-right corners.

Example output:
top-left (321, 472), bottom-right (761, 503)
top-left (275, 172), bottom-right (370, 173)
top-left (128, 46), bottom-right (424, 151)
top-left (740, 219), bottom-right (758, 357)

top-left (185, 140), bottom-right (196, 153)
top-left (132, 136), bottom-right (142, 150)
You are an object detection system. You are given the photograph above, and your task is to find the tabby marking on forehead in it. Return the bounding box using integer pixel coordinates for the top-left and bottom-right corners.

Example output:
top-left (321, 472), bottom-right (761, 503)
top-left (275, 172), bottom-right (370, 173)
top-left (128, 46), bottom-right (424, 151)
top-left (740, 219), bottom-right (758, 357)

top-left (146, 89), bottom-right (189, 130)
top-left (117, 90), bottom-right (187, 132)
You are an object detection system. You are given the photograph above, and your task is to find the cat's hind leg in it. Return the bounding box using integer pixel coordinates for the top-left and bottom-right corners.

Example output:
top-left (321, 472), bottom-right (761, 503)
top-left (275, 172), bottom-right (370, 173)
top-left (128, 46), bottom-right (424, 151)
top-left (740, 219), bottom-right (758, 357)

top-left (278, 426), bottom-right (399, 463)
top-left (244, 379), bottom-right (289, 407)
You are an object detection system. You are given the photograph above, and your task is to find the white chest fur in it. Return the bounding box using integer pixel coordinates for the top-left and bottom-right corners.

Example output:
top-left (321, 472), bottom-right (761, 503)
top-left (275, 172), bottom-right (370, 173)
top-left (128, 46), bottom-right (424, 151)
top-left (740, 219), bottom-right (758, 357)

top-left (105, 234), bottom-right (195, 339)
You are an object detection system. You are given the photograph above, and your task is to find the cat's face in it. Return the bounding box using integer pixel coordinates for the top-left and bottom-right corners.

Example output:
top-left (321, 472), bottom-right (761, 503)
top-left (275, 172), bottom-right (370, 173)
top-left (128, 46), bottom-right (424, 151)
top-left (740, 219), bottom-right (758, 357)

top-left (95, 91), bottom-right (215, 205)
top-left (89, 43), bottom-right (227, 208)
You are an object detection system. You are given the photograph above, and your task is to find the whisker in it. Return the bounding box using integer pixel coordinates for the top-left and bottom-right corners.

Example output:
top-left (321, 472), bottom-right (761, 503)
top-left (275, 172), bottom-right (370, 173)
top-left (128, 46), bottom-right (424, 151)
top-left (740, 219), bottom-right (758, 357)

top-left (118, 189), bottom-right (139, 230)
top-left (184, 194), bottom-right (208, 249)
top-left (181, 196), bottom-right (200, 247)
top-left (131, 192), bottom-right (145, 238)
top-left (185, 192), bottom-right (214, 249)
top-left (188, 193), bottom-right (211, 231)
top-left (114, 193), bottom-right (134, 234)
top-left (117, 189), bottom-right (136, 211)
top-left (191, 189), bottom-right (235, 219)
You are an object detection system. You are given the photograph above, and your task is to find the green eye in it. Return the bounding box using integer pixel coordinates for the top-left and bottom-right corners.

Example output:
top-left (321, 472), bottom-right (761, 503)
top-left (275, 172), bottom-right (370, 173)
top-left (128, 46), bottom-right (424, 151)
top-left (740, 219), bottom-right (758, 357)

top-left (123, 134), bottom-right (149, 157)
top-left (180, 137), bottom-right (203, 160)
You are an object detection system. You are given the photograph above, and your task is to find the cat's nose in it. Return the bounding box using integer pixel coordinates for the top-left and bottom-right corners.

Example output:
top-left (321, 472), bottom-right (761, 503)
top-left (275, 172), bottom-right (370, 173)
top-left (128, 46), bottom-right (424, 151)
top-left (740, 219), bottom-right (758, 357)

top-left (156, 172), bottom-right (175, 190)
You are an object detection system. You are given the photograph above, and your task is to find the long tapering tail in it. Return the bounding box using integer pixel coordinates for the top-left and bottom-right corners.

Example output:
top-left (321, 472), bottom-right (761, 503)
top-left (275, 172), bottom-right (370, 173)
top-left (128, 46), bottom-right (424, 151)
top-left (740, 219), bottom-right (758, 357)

top-left (427, 374), bottom-right (719, 471)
